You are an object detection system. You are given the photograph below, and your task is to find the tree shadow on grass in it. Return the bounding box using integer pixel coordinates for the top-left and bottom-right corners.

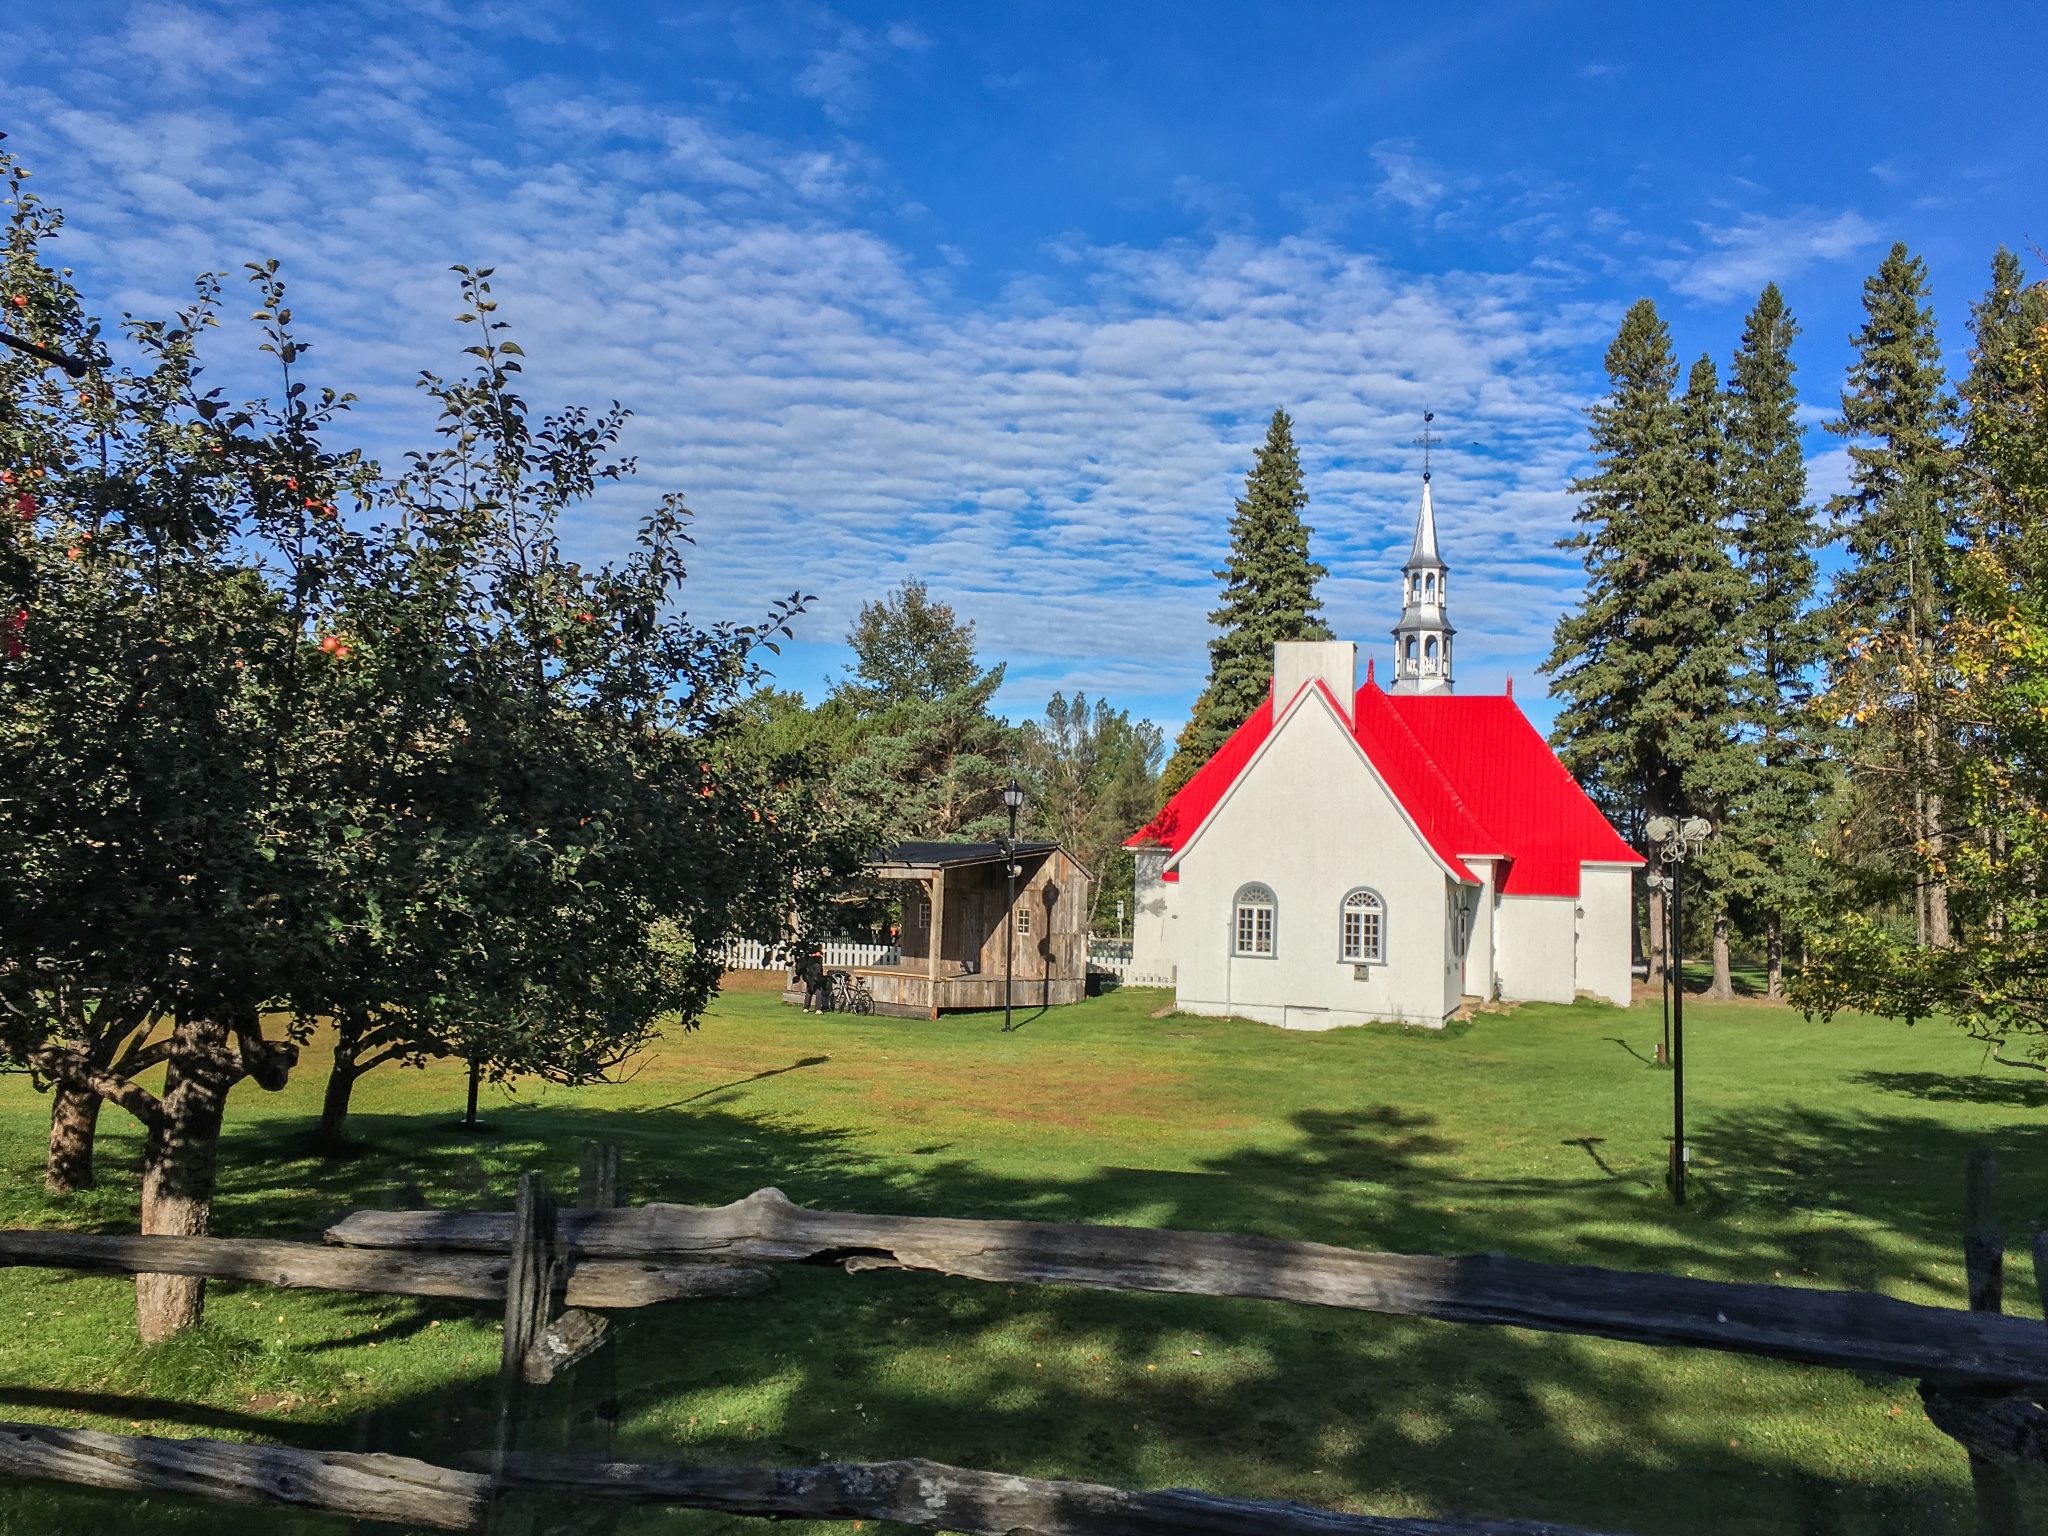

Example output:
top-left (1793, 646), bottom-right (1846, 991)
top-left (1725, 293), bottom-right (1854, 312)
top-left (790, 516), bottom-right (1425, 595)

top-left (7, 1094), bottom-right (2041, 1534)
top-left (1851, 1069), bottom-right (2048, 1110)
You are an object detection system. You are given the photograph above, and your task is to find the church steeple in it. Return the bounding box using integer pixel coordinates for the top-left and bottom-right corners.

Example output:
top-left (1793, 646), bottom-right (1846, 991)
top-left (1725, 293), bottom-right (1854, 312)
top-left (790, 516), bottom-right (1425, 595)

top-left (1390, 477), bottom-right (1454, 694)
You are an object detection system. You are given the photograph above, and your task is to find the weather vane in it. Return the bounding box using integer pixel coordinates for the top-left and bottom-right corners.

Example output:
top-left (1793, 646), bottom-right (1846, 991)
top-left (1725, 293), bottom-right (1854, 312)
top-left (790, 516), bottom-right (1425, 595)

top-left (1412, 409), bottom-right (1444, 482)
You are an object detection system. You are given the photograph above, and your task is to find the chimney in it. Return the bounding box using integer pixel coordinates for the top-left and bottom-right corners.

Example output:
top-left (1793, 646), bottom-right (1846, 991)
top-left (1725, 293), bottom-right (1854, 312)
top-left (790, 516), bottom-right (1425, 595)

top-left (1273, 640), bottom-right (1357, 724)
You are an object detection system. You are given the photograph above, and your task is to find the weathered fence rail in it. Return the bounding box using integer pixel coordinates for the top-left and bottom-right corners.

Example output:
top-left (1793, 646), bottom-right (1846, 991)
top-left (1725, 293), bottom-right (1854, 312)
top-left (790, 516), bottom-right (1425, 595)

top-left (0, 1229), bottom-right (774, 1308)
top-left (5, 1152), bottom-right (2048, 1531)
top-left (324, 1185), bottom-right (2048, 1390)
top-left (0, 1423), bottom-right (1631, 1535)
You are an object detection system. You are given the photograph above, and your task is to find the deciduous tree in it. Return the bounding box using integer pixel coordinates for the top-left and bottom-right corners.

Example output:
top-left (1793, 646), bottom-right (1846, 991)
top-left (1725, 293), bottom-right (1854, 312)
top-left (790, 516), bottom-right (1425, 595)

top-left (1796, 266), bottom-right (2048, 1048)
top-left (0, 163), bottom-right (848, 1339)
top-left (1021, 693), bottom-right (1163, 927)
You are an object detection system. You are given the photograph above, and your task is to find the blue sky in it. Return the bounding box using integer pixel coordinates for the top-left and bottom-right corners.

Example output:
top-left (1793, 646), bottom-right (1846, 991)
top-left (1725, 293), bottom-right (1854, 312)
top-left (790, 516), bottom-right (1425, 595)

top-left (5, 3), bottom-right (2044, 735)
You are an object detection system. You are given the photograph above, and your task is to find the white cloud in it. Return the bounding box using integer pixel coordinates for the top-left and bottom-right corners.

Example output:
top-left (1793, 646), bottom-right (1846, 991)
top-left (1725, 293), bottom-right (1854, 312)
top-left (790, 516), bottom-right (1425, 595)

top-left (1658, 209), bottom-right (1880, 302)
top-left (110, 2), bottom-right (279, 90)
top-left (1370, 139), bottom-right (1446, 213)
top-left (0, 23), bottom-right (1597, 722)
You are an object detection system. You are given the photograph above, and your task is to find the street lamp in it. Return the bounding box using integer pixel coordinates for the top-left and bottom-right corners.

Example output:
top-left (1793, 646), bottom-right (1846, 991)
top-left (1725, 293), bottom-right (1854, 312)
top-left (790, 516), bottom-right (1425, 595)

top-left (1645, 814), bottom-right (1714, 1205)
top-left (1000, 779), bottom-right (1025, 1033)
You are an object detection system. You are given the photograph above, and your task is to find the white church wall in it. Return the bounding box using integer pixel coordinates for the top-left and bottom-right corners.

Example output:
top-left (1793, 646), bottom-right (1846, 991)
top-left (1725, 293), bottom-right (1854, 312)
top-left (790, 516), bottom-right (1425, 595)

top-left (1130, 847), bottom-right (1176, 985)
top-left (1170, 690), bottom-right (1464, 1029)
top-left (1495, 895), bottom-right (1578, 1005)
top-left (1574, 863), bottom-right (1635, 1006)
top-left (1461, 857), bottom-right (1500, 1001)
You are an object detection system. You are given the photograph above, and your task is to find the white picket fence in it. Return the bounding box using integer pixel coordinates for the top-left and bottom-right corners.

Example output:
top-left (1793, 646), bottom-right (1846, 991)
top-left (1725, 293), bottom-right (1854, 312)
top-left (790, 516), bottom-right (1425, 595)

top-left (1088, 959), bottom-right (1176, 988)
top-left (719, 939), bottom-right (900, 972)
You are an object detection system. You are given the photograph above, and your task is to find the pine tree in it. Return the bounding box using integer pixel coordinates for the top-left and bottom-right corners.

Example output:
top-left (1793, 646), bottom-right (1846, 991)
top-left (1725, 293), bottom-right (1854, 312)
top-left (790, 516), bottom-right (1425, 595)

top-left (1963, 248), bottom-right (2048, 533)
top-left (830, 584), bottom-right (1021, 841)
top-left (1666, 355), bottom-right (1751, 999)
top-left (1826, 242), bottom-right (1960, 949)
top-left (1830, 242), bottom-right (1959, 635)
top-left (1545, 302), bottom-right (1744, 989)
top-left (1722, 284), bottom-right (1829, 997)
top-left (1158, 408), bottom-right (1330, 799)
top-left (1966, 248), bottom-right (2048, 407)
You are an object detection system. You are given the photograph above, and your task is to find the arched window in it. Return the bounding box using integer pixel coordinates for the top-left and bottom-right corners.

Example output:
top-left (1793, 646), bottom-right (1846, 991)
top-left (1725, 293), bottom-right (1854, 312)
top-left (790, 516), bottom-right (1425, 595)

top-left (1410, 572), bottom-right (1420, 599)
top-left (1425, 635), bottom-right (1439, 662)
top-left (1233, 883), bottom-right (1276, 957)
top-left (1425, 572), bottom-right (1435, 597)
top-left (1341, 888), bottom-right (1384, 963)
top-left (1404, 635), bottom-right (1417, 661)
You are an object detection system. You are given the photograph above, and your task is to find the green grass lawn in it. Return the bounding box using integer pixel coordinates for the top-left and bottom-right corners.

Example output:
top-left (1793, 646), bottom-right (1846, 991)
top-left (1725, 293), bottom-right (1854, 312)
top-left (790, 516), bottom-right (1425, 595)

top-left (1, 980), bottom-right (2045, 1535)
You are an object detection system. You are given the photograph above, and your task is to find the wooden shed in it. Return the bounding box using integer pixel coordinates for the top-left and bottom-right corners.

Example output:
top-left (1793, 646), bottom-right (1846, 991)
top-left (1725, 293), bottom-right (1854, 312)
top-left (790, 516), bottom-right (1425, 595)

top-left (792, 840), bottom-right (1092, 1019)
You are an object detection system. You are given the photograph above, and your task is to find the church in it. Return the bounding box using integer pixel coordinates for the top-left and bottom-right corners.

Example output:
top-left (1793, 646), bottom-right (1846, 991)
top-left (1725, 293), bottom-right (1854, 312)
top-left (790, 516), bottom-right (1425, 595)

top-left (1125, 477), bottom-right (1641, 1028)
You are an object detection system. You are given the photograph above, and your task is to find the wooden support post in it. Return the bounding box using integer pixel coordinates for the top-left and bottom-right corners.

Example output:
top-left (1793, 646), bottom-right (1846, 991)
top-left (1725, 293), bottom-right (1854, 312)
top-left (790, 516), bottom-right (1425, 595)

top-left (578, 1142), bottom-right (622, 1210)
top-left (501, 1173), bottom-right (611, 1388)
top-left (927, 868), bottom-right (946, 1020)
top-left (1959, 1148), bottom-right (2027, 1536)
top-left (567, 1143), bottom-right (627, 1460)
top-left (501, 1172), bottom-right (560, 1385)
top-left (1969, 1147), bottom-right (2006, 1313)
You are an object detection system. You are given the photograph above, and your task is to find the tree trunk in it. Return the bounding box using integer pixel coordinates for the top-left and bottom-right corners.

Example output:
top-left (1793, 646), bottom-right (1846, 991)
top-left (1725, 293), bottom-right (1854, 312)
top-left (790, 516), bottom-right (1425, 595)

top-left (1708, 911), bottom-right (1734, 1000)
top-left (1766, 915), bottom-right (1783, 1002)
top-left (1926, 791), bottom-right (1952, 948)
top-left (45, 1086), bottom-right (102, 1196)
top-left (1647, 887), bottom-right (1667, 989)
top-left (321, 1062), bottom-right (358, 1146)
top-left (1913, 788), bottom-right (1929, 949)
top-left (136, 1017), bottom-right (237, 1343)
top-left (320, 1012), bottom-right (367, 1146)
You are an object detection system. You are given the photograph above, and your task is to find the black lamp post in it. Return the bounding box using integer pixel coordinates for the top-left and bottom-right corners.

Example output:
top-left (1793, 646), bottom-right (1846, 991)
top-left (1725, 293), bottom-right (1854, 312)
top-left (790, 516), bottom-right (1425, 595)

top-left (1000, 779), bottom-right (1025, 1033)
top-left (1645, 870), bottom-right (1672, 1065)
top-left (1645, 814), bottom-right (1713, 1204)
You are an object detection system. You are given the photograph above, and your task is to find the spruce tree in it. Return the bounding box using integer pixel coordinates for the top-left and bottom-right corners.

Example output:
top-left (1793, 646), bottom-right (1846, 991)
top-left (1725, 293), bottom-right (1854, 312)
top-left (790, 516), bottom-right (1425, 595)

top-left (1667, 355), bottom-right (1751, 998)
top-left (1963, 248), bottom-right (2048, 527)
top-left (1545, 302), bottom-right (1744, 987)
top-left (1826, 242), bottom-right (1960, 948)
top-left (1158, 408), bottom-right (1330, 800)
top-left (1722, 284), bottom-right (1829, 997)
top-left (1828, 242), bottom-right (1958, 634)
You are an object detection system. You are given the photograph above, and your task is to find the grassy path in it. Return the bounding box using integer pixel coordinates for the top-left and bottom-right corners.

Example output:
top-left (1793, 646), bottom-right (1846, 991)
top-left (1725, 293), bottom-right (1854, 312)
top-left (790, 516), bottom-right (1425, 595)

top-left (0, 980), bottom-right (2042, 1533)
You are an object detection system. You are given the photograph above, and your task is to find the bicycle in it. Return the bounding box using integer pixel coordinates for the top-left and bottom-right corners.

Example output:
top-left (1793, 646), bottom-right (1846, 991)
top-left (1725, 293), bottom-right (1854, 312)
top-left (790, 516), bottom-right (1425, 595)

top-left (827, 970), bottom-right (874, 1015)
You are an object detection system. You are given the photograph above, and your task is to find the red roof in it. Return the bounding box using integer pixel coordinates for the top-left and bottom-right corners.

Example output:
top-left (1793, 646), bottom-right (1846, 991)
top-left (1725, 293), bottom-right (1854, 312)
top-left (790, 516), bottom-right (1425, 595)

top-left (1128, 676), bottom-right (1640, 898)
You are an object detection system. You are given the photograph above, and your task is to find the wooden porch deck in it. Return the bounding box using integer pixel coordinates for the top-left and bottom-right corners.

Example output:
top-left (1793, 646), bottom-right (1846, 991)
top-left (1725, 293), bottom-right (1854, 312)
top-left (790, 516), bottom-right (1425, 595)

top-left (782, 965), bottom-right (1087, 1018)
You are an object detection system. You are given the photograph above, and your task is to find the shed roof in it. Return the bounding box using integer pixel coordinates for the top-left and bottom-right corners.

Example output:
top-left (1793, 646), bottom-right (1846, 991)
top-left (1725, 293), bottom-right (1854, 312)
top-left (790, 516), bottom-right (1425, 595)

top-left (870, 840), bottom-right (1061, 876)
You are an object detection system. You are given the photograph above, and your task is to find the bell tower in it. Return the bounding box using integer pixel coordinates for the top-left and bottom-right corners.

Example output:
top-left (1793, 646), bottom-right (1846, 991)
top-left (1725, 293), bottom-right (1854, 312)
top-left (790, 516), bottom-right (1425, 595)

top-left (1390, 475), bottom-right (1455, 694)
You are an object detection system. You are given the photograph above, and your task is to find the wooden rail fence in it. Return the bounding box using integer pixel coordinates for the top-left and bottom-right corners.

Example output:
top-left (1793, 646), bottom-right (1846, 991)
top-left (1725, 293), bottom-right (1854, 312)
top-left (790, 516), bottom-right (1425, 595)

top-left (0, 1422), bottom-right (1631, 1535)
top-left (4, 1145), bottom-right (2048, 1532)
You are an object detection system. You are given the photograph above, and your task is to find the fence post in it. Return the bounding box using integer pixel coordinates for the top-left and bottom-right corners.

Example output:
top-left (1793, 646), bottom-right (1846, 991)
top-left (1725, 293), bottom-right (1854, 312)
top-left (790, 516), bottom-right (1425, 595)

top-left (579, 1141), bottom-right (622, 1210)
top-left (1961, 1149), bottom-right (2027, 1536)
top-left (502, 1172), bottom-right (561, 1385)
